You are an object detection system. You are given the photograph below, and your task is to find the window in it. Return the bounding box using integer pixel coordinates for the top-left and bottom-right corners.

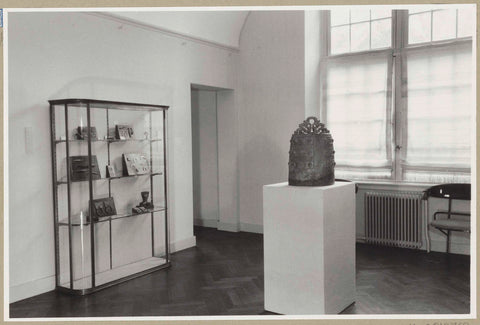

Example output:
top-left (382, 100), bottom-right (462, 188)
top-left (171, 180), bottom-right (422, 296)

top-left (330, 8), bottom-right (392, 54)
top-left (408, 8), bottom-right (474, 44)
top-left (322, 7), bottom-right (474, 183)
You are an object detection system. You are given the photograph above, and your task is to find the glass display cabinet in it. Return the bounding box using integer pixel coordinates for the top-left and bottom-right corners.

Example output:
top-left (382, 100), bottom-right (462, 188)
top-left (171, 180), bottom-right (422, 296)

top-left (49, 98), bottom-right (170, 295)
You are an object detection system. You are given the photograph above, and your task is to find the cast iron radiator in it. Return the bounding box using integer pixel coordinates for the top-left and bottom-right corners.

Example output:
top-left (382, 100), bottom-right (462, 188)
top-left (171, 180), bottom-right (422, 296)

top-left (365, 191), bottom-right (424, 249)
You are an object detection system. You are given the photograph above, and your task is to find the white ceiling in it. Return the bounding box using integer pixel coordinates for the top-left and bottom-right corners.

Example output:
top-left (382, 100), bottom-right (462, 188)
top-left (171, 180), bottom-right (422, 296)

top-left (110, 11), bottom-right (250, 49)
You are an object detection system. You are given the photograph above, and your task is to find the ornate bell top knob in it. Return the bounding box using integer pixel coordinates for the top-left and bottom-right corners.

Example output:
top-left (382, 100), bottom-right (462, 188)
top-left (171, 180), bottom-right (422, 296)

top-left (293, 116), bottom-right (329, 135)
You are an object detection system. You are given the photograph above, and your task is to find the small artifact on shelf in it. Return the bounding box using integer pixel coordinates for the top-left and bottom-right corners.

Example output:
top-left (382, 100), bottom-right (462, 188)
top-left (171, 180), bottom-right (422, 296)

top-left (115, 124), bottom-right (134, 140)
top-left (106, 165), bottom-right (116, 178)
top-left (122, 153), bottom-right (150, 176)
top-left (90, 197), bottom-right (117, 222)
top-left (132, 191), bottom-right (154, 214)
top-left (132, 206), bottom-right (148, 214)
top-left (288, 116), bottom-right (335, 186)
top-left (139, 191), bottom-right (154, 209)
top-left (69, 155), bottom-right (101, 182)
top-left (75, 126), bottom-right (98, 140)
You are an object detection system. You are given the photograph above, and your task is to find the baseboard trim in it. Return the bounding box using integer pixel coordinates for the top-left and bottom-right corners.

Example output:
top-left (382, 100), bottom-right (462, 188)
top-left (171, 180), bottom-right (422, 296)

top-left (193, 218), bottom-right (218, 228)
top-left (240, 222), bottom-right (263, 234)
top-left (9, 236), bottom-right (197, 304)
top-left (428, 239), bottom-right (470, 255)
top-left (9, 275), bottom-right (56, 304)
top-left (170, 236), bottom-right (197, 253)
top-left (356, 237), bottom-right (469, 255)
top-left (217, 221), bottom-right (240, 232)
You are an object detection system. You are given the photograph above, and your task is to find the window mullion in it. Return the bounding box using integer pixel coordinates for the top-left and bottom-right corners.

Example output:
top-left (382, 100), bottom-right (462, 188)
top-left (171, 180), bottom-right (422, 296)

top-left (393, 10), bottom-right (409, 181)
top-left (455, 9), bottom-right (459, 38)
top-left (326, 10), bottom-right (331, 56)
top-left (348, 10), bottom-right (352, 52)
top-left (430, 10), bottom-right (433, 42)
top-left (320, 10), bottom-right (330, 123)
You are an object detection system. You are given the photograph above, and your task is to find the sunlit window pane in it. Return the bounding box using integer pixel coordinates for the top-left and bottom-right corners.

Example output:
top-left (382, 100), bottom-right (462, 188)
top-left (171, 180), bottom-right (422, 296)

top-left (351, 22), bottom-right (370, 52)
top-left (331, 25), bottom-right (350, 54)
top-left (408, 12), bottom-right (432, 44)
top-left (408, 8), bottom-right (473, 44)
top-left (371, 18), bottom-right (391, 49)
top-left (432, 9), bottom-right (456, 41)
top-left (408, 8), bottom-right (431, 14)
top-left (331, 9), bottom-right (350, 26)
top-left (330, 8), bottom-right (394, 54)
top-left (351, 9), bottom-right (370, 23)
top-left (458, 8), bottom-right (474, 37)
top-left (371, 8), bottom-right (392, 19)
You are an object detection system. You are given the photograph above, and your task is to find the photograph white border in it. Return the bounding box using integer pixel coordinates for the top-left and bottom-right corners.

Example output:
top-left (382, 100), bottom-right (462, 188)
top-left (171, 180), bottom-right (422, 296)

top-left (3, 2), bottom-right (477, 322)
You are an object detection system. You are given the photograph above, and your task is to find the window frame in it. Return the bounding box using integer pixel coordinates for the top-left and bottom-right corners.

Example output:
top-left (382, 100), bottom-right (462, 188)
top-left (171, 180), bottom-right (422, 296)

top-left (322, 8), bottom-right (473, 182)
top-left (327, 8), bottom-right (395, 56)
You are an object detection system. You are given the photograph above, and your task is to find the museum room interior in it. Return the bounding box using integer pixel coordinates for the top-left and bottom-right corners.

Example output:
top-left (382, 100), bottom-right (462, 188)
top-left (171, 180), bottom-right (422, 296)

top-left (6, 4), bottom-right (475, 319)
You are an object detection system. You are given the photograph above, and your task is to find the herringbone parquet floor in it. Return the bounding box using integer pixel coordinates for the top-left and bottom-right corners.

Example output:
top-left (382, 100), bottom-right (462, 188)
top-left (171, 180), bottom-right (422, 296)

top-left (9, 226), bottom-right (470, 317)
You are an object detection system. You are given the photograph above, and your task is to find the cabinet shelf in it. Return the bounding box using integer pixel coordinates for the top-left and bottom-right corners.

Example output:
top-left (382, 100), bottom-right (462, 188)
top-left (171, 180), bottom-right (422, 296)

top-left (109, 172), bottom-right (163, 180)
top-left (55, 138), bottom-right (162, 144)
top-left (58, 206), bottom-right (166, 226)
top-left (56, 172), bottom-right (163, 185)
top-left (108, 138), bottom-right (162, 143)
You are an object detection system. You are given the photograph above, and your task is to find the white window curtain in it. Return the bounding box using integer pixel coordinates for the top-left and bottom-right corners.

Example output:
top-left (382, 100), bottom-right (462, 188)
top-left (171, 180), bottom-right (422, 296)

top-left (402, 42), bottom-right (472, 183)
top-left (323, 52), bottom-right (393, 179)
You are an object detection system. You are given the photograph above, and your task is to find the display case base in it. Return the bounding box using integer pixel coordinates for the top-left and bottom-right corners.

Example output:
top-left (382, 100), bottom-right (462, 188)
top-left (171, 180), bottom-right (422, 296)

top-left (57, 257), bottom-right (170, 295)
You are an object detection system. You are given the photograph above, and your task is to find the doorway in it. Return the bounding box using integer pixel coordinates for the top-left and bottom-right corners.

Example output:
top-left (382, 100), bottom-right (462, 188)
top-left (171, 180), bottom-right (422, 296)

top-left (191, 86), bottom-right (220, 228)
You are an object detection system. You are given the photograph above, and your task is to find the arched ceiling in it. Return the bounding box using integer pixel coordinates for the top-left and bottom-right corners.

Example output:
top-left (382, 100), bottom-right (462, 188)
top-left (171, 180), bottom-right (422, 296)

top-left (110, 11), bottom-right (250, 49)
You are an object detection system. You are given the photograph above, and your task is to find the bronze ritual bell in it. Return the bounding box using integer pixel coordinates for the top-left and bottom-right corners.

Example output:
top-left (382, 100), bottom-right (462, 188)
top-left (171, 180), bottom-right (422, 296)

top-left (288, 116), bottom-right (335, 186)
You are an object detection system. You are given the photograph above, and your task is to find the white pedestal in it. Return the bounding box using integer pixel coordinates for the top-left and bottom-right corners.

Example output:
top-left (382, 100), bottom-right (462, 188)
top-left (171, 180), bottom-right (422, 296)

top-left (263, 181), bottom-right (355, 315)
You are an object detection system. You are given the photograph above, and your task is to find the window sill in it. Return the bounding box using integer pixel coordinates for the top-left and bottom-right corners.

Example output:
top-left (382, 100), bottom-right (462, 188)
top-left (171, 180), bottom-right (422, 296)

top-left (353, 180), bottom-right (434, 192)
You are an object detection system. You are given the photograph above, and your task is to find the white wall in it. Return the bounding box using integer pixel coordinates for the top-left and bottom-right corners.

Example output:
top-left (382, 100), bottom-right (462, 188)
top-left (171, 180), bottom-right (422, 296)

top-left (191, 89), bottom-right (219, 228)
top-left (111, 11), bottom-right (249, 49)
top-left (7, 11), bottom-right (237, 302)
top-left (236, 11), bottom-right (306, 232)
